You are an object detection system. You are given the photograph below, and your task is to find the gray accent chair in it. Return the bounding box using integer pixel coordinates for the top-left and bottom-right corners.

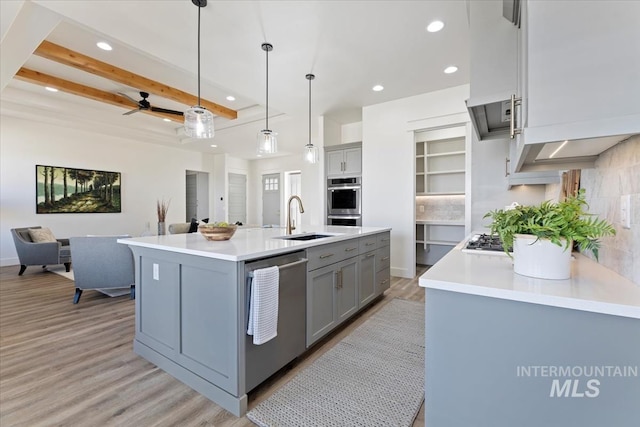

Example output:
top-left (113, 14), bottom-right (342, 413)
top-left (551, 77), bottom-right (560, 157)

top-left (69, 235), bottom-right (135, 304)
top-left (168, 223), bottom-right (191, 234)
top-left (11, 227), bottom-right (71, 276)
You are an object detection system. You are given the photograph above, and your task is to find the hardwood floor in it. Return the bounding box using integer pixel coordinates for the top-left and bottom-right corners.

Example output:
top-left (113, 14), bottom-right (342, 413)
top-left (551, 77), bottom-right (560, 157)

top-left (0, 265), bottom-right (427, 426)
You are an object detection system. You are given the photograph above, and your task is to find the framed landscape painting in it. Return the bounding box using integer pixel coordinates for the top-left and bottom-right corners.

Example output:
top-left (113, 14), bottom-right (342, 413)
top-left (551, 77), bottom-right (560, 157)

top-left (36, 165), bottom-right (121, 214)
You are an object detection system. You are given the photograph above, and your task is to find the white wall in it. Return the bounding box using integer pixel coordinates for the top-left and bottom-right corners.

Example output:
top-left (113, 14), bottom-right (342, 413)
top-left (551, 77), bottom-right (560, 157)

top-left (363, 85), bottom-right (471, 279)
top-left (0, 116), bottom-right (206, 266)
top-left (470, 137), bottom-right (546, 232)
top-left (248, 154), bottom-right (324, 228)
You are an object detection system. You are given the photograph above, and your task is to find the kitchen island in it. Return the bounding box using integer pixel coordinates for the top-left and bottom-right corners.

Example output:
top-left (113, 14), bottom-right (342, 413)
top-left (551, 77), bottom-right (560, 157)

top-left (419, 238), bottom-right (640, 427)
top-left (119, 226), bottom-right (391, 416)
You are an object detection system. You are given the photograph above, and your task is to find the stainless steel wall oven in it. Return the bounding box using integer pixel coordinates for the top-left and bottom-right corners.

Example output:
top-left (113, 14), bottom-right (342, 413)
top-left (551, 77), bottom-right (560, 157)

top-left (327, 177), bottom-right (361, 216)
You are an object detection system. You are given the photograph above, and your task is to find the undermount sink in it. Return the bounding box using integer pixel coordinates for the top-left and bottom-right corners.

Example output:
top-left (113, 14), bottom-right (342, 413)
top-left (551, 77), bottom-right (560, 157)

top-left (273, 233), bottom-right (336, 241)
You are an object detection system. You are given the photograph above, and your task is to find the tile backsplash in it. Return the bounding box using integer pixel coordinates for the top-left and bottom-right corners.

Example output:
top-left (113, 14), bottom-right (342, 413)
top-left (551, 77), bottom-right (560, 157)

top-left (579, 135), bottom-right (639, 285)
top-left (416, 195), bottom-right (465, 222)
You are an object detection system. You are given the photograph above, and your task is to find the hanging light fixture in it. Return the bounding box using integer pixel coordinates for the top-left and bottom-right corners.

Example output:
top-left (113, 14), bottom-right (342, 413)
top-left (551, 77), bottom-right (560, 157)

top-left (257, 43), bottom-right (277, 154)
top-left (184, 0), bottom-right (214, 139)
top-left (304, 73), bottom-right (319, 164)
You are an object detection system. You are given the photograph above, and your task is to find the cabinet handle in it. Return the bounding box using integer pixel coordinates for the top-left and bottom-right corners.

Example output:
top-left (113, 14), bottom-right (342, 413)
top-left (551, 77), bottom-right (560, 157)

top-left (319, 253), bottom-right (335, 259)
top-left (366, 253), bottom-right (375, 258)
top-left (505, 157), bottom-right (510, 177)
top-left (365, 242), bottom-right (375, 246)
top-left (509, 94), bottom-right (522, 139)
top-left (382, 256), bottom-right (389, 261)
top-left (381, 279), bottom-right (389, 285)
top-left (345, 247), bottom-right (357, 252)
top-left (336, 270), bottom-right (343, 289)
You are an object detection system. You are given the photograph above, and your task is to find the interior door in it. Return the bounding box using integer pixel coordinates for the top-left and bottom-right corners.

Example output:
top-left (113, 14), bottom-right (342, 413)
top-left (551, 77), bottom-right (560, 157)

top-left (228, 173), bottom-right (246, 225)
top-left (186, 170), bottom-right (209, 221)
top-left (262, 173), bottom-right (280, 226)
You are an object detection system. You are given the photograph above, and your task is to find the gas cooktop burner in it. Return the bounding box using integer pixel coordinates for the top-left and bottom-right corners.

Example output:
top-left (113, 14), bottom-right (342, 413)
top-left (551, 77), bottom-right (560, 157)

top-left (463, 233), bottom-right (506, 253)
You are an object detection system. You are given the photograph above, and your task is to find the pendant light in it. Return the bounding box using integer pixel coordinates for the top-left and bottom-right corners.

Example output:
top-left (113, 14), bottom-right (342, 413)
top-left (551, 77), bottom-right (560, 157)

top-left (304, 73), bottom-right (319, 164)
top-left (257, 43), bottom-right (277, 154)
top-left (184, 0), bottom-right (214, 139)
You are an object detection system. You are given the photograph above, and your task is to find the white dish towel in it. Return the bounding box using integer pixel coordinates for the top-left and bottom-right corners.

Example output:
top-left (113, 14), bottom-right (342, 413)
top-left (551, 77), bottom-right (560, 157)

top-left (247, 266), bottom-right (279, 345)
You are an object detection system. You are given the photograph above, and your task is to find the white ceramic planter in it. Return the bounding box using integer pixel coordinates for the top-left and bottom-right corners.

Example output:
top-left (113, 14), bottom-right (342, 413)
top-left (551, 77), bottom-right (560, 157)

top-left (512, 234), bottom-right (572, 280)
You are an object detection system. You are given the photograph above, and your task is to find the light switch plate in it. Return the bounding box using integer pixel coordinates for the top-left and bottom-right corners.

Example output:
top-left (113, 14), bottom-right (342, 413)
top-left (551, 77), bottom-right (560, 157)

top-left (620, 194), bottom-right (631, 229)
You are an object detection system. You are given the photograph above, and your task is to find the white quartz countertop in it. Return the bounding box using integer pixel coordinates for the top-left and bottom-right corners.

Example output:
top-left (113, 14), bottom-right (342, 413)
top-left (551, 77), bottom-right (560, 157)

top-left (119, 225), bottom-right (390, 262)
top-left (419, 236), bottom-right (640, 319)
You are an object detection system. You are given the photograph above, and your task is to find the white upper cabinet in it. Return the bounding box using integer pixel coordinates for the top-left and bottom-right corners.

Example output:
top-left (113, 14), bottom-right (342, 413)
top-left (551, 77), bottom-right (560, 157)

top-left (466, 0), bottom-right (519, 141)
top-left (326, 144), bottom-right (362, 177)
top-left (469, 0), bottom-right (640, 173)
top-left (517, 0), bottom-right (640, 171)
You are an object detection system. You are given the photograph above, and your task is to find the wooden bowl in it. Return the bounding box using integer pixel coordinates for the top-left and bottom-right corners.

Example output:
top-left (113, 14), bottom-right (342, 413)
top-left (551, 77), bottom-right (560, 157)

top-left (198, 224), bottom-right (238, 241)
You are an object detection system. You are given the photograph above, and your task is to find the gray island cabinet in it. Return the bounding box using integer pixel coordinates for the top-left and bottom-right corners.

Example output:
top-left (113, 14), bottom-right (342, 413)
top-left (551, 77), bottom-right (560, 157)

top-left (419, 238), bottom-right (640, 427)
top-left (119, 226), bottom-right (390, 417)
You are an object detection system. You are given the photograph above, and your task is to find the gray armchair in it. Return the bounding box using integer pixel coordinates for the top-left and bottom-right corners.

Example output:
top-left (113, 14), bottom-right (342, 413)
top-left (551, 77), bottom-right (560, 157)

top-left (11, 227), bottom-right (71, 276)
top-left (69, 235), bottom-right (135, 304)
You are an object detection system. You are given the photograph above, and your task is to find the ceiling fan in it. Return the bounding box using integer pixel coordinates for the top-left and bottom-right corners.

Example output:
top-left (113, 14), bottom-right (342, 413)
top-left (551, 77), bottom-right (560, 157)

top-left (118, 91), bottom-right (184, 116)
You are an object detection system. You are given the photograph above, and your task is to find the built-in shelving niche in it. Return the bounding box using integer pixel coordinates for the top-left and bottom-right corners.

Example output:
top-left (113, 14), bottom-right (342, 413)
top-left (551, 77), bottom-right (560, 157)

top-left (415, 126), bottom-right (467, 266)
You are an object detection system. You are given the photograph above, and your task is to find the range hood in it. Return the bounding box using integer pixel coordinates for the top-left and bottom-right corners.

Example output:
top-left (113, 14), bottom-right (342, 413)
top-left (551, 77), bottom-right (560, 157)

top-left (466, 95), bottom-right (513, 141)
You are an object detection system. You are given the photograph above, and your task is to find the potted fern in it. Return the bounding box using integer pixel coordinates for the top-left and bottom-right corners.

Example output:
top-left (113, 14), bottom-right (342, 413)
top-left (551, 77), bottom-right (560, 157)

top-left (483, 189), bottom-right (615, 279)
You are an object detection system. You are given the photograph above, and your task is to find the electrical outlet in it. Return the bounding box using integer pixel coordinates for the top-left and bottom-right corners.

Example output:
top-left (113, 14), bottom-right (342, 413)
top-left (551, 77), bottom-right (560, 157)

top-left (620, 195), bottom-right (631, 229)
top-left (419, 205), bottom-right (425, 213)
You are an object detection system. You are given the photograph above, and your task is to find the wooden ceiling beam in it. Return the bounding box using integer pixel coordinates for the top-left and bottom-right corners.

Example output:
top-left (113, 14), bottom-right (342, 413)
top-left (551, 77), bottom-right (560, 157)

top-left (15, 68), bottom-right (184, 122)
top-left (33, 40), bottom-right (237, 120)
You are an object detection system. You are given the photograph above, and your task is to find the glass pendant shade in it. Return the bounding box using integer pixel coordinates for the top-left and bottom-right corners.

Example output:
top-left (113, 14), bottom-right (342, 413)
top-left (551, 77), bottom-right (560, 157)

top-left (184, 0), bottom-right (214, 139)
top-left (304, 143), bottom-right (319, 164)
top-left (257, 129), bottom-right (277, 154)
top-left (184, 106), bottom-right (214, 138)
top-left (303, 73), bottom-right (317, 164)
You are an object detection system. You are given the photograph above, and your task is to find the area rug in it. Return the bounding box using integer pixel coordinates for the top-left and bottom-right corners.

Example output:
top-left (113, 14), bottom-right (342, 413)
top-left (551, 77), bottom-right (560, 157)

top-left (47, 265), bottom-right (130, 297)
top-left (246, 298), bottom-right (425, 427)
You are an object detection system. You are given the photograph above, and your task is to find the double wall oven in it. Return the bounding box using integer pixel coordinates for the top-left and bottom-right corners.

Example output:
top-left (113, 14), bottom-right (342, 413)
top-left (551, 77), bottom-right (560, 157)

top-left (327, 177), bottom-right (361, 226)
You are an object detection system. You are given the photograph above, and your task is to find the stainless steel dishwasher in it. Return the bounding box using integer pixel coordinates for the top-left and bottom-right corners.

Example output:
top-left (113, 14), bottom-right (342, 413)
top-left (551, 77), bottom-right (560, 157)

top-left (244, 251), bottom-right (307, 392)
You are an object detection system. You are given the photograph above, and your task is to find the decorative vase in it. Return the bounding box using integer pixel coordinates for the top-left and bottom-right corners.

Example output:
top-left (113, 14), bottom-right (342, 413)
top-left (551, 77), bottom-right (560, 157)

top-left (512, 234), bottom-right (572, 280)
top-left (158, 221), bottom-right (166, 236)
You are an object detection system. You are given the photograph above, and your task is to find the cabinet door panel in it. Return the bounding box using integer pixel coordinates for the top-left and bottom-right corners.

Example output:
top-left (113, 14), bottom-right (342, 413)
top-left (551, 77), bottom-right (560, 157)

top-left (359, 252), bottom-right (376, 308)
top-left (178, 265), bottom-right (237, 394)
top-left (326, 151), bottom-right (344, 176)
top-left (343, 148), bottom-right (362, 175)
top-left (138, 257), bottom-right (180, 353)
top-left (337, 258), bottom-right (359, 323)
top-left (376, 267), bottom-right (391, 295)
top-left (307, 265), bottom-right (337, 346)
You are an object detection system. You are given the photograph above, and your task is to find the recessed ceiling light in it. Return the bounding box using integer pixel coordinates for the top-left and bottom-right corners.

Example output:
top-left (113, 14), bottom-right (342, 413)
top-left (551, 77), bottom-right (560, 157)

top-left (226, 95), bottom-right (236, 101)
top-left (444, 66), bottom-right (458, 74)
top-left (163, 118), bottom-right (171, 122)
top-left (372, 85), bottom-right (384, 92)
top-left (210, 144), bottom-right (217, 148)
top-left (427, 20), bottom-right (445, 33)
top-left (96, 41), bottom-right (112, 51)
top-left (45, 86), bottom-right (58, 92)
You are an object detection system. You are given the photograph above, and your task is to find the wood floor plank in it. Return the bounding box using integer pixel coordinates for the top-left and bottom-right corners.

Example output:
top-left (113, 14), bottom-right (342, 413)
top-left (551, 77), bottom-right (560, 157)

top-left (0, 264), bottom-right (427, 426)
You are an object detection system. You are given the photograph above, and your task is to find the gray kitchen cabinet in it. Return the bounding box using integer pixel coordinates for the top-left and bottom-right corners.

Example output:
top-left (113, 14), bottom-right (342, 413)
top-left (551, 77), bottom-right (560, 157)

top-left (336, 257), bottom-right (358, 323)
top-left (375, 236), bottom-right (391, 295)
top-left (359, 251), bottom-right (376, 307)
top-left (134, 249), bottom-right (241, 399)
top-left (306, 256), bottom-right (359, 346)
top-left (325, 143), bottom-right (362, 177)
top-left (306, 262), bottom-right (339, 346)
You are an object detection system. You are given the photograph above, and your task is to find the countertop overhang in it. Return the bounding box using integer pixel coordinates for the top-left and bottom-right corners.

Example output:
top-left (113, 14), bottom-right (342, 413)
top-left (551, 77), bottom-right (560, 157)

top-left (419, 236), bottom-right (640, 319)
top-left (118, 225), bottom-right (390, 262)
